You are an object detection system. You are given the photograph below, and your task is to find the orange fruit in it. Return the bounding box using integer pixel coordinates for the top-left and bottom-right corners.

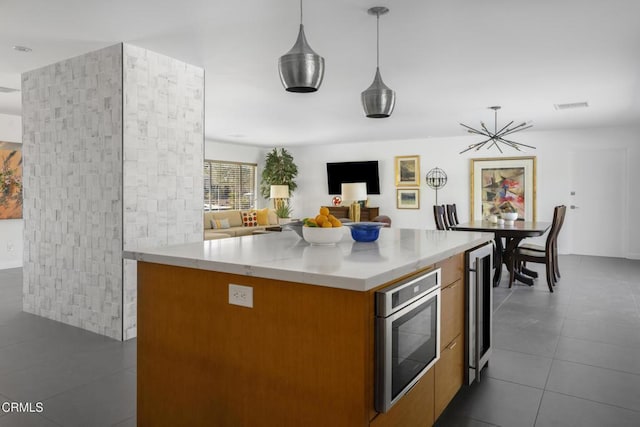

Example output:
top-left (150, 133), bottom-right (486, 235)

top-left (321, 221), bottom-right (333, 228)
top-left (319, 207), bottom-right (330, 217)
top-left (328, 214), bottom-right (337, 221)
top-left (330, 218), bottom-right (342, 227)
top-left (305, 219), bottom-right (318, 227)
top-left (315, 214), bottom-right (328, 225)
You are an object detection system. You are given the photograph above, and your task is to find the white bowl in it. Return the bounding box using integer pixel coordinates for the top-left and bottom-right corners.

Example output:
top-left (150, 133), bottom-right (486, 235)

top-left (501, 212), bottom-right (518, 221)
top-left (302, 226), bottom-right (346, 245)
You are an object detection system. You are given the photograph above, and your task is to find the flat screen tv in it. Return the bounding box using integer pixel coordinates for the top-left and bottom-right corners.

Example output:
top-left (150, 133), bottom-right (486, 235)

top-left (326, 161), bottom-right (380, 195)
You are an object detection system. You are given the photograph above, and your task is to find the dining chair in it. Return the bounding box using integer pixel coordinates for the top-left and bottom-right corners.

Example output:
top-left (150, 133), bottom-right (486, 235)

top-left (519, 205), bottom-right (566, 281)
top-left (433, 205), bottom-right (449, 230)
top-left (445, 204), bottom-right (459, 226)
top-left (508, 205), bottom-right (566, 292)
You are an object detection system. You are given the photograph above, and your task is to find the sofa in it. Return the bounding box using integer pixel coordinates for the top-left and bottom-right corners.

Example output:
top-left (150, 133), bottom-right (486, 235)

top-left (204, 209), bottom-right (280, 240)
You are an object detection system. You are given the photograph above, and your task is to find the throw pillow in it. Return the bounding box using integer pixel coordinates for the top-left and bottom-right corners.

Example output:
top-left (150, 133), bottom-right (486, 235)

top-left (256, 208), bottom-right (270, 226)
top-left (211, 218), bottom-right (231, 229)
top-left (242, 211), bottom-right (258, 227)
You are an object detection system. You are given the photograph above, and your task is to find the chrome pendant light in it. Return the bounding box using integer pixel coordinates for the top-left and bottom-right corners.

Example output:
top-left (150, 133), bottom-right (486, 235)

top-left (459, 106), bottom-right (535, 154)
top-left (278, 0), bottom-right (325, 93)
top-left (361, 7), bottom-right (395, 118)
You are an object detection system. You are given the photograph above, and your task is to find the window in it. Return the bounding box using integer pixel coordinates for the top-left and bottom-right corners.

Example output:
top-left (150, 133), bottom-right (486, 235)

top-left (204, 160), bottom-right (257, 211)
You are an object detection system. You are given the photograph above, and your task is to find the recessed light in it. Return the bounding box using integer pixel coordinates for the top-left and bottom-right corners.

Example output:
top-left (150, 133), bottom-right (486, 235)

top-left (554, 102), bottom-right (589, 110)
top-left (12, 45), bottom-right (32, 53)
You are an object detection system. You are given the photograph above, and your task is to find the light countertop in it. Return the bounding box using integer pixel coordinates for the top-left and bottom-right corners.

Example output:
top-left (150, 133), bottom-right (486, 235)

top-left (124, 228), bottom-right (492, 292)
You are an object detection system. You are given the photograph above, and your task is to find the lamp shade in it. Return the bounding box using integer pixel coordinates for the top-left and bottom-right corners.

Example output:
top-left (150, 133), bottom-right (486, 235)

top-left (341, 182), bottom-right (367, 202)
top-left (270, 185), bottom-right (290, 199)
top-left (278, 25), bottom-right (325, 93)
top-left (361, 67), bottom-right (396, 118)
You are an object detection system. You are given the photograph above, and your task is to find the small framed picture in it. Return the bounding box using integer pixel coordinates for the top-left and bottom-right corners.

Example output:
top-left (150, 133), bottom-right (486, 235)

top-left (394, 155), bottom-right (420, 186)
top-left (397, 188), bottom-right (420, 209)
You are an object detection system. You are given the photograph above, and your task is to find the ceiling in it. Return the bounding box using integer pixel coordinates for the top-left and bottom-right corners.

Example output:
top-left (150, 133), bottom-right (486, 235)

top-left (1, 0), bottom-right (639, 146)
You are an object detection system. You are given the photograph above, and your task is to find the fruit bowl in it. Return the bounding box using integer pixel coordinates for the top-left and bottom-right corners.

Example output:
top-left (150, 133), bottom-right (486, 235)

top-left (501, 212), bottom-right (518, 222)
top-left (345, 222), bottom-right (385, 242)
top-left (302, 226), bottom-right (346, 245)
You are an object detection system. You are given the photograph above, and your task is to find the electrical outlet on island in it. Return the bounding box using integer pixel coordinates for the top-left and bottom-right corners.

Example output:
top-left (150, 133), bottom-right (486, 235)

top-left (228, 284), bottom-right (253, 308)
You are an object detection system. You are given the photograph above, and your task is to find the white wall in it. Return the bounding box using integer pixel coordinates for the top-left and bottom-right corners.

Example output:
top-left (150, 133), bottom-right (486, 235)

top-left (0, 113), bottom-right (23, 269)
top-left (289, 125), bottom-right (640, 258)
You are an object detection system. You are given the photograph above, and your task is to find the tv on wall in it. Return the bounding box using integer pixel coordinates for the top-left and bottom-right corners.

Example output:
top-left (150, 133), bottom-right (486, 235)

top-left (326, 161), bottom-right (381, 195)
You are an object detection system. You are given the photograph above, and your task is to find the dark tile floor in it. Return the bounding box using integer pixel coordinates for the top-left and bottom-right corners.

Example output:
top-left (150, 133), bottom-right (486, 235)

top-left (0, 268), bottom-right (136, 427)
top-left (436, 255), bottom-right (640, 427)
top-left (1, 255), bottom-right (639, 426)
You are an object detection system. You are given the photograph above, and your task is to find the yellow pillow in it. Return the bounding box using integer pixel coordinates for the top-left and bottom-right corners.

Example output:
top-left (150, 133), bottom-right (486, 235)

top-left (256, 208), bottom-right (270, 226)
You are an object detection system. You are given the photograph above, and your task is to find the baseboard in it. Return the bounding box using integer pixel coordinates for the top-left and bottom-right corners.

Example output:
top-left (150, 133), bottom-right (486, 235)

top-left (627, 252), bottom-right (640, 260)
top-left (0, 260), bottom-right (22, 270)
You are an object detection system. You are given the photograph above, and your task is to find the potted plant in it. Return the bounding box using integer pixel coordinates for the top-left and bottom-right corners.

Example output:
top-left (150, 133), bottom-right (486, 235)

top-left (275, 203), bottom-right (293, 224)
top-left (260, 148), bottom-right (298, 199)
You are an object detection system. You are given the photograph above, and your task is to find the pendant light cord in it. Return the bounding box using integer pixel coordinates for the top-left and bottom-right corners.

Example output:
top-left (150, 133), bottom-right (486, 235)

top-left (494, 108), bottom-right (498, 134)
top-left (300, 0), bottom-right (303, 24)
top-left (376, 12), bottom-right (380, 68)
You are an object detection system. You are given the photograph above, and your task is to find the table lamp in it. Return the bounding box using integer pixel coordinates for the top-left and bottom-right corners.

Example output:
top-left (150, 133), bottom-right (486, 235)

top-left (270, 185), bottom-right (289, 210)
top-left (341, 182), bottom-right (367, 222)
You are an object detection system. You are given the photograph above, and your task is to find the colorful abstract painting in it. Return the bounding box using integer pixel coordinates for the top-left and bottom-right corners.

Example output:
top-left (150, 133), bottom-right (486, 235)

top-left (471, 157), bottom-right (536, 221)
top-left (0, 142), bottom-right (23, 219)
top-left (480, 167), bottom-right (526, 218)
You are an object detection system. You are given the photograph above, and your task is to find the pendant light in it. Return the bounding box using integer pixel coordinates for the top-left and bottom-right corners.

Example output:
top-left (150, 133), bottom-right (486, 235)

top-left (278, 0), bottom-right (325, 93)
top-left (361, 7), bottom-right (395, 118)
top-left (459, 106), bottom-right (535, 154)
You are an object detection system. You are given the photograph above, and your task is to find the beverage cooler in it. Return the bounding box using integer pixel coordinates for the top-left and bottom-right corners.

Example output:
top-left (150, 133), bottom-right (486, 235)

top-left (465, 242), bottom-right (493, 384)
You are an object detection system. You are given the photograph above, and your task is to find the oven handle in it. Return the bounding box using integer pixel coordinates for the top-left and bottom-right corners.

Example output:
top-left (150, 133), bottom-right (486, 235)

top-left (475, 255), bottom-right (483, 383)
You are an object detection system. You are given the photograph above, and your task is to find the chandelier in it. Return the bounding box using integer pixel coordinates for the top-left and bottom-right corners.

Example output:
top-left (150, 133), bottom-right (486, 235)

top-left (459, 106), bottom-right (534, 154)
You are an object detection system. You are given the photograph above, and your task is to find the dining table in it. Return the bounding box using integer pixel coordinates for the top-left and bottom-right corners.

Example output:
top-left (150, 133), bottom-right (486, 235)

top-left (450, 220), bottom-right (552, 287)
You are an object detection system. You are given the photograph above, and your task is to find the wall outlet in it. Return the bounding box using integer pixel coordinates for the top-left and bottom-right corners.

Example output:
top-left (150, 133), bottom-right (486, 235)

top-left (229, 284), bottom-right (253, 308)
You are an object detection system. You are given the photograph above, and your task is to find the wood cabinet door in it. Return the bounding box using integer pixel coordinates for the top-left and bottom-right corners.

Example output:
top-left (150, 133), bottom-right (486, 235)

top-left (440, 279), bottom-right (464, 351)
top-left (438, 253), bottom-right (463, 288)
top-left (434, 333), bottom-right (464, 419)
top-left (370, 368), bottom-right (434, 427)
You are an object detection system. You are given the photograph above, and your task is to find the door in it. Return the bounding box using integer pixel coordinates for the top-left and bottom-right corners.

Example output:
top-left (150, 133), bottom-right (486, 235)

top-left (569, 148), bottom-right (627, 257)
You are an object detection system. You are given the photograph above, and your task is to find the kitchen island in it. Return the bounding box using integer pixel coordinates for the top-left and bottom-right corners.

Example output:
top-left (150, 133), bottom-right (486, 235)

top-left (125, 228), bottom-right (492, 427)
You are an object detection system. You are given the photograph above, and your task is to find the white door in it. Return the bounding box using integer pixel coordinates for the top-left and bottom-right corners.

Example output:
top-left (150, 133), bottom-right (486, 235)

top-left (569, 148), bottom-right (627, 257)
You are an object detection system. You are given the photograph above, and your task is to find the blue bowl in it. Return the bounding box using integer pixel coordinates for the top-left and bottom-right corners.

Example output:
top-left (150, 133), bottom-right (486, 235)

top-left (347, 222), bottom-right (384, 242)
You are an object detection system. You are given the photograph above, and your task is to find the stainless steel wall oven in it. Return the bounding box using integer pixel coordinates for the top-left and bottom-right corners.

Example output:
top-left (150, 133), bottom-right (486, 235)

top-left (375, 268), bottom-right (441, 413)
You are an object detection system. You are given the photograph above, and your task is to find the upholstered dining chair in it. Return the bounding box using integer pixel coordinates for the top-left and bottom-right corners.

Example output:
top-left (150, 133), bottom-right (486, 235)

top-left (445, 204), bottom-right (459, 227)
top-left (518, 205), bottom-right (566, 281)
top-left (433, 205), bottom-right (449, 230)
top-left (509, 205), bottom-right (566, 292)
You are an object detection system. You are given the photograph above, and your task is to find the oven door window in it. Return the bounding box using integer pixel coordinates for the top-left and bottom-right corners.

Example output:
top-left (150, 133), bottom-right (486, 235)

top-left (391, 295), bottom-right (438, 400)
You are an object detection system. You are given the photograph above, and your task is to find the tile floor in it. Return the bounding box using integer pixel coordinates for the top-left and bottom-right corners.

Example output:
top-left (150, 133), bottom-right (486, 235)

top-left (1, 255), bottom-right (639, 426)
top-left (436, 255), bottom-right (640, 427)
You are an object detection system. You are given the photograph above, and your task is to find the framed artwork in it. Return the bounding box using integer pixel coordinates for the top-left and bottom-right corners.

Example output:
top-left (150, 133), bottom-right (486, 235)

top-left (470, 156), bottom-right (536, 221)
top-left (0, 141), bottom-right (22, 220)
top-left (395, 155), bottom-right (420, 186)
top-left (397, 188), bottom-right (420, 209)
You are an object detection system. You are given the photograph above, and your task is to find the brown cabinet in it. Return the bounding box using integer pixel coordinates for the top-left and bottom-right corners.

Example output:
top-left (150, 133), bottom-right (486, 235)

top-left (324, 206), bottom-right (380, 222)
top-left (370, 369), bottom-right (435, 427)
top-left (434, 333), bottom-right (464, 419)
top-left (440, 279), bottom-right (464, 352)
top-left (433, 252), bottom-right (466, 422)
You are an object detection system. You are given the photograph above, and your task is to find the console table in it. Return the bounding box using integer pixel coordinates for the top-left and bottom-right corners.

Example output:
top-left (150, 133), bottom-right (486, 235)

top-left (323, 206), bottom-right (379, 222)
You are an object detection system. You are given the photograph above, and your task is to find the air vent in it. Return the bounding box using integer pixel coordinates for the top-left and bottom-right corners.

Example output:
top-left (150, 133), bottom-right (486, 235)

top-left (554, 102), bottom-right (589, 110)
top-left (0, 87), bottom-right (19, 94)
